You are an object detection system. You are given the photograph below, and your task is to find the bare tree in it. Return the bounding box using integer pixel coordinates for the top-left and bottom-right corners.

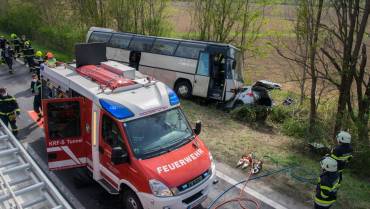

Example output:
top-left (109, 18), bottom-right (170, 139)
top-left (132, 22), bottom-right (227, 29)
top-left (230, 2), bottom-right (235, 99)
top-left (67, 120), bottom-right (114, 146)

top-left (319, 0), bottom-right (370, 143)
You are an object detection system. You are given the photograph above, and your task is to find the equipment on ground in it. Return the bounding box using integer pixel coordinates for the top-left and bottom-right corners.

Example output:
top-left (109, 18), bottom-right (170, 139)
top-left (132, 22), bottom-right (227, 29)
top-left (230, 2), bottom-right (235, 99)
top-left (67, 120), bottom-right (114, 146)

top-left (0, 120), bottom-right (73, 209)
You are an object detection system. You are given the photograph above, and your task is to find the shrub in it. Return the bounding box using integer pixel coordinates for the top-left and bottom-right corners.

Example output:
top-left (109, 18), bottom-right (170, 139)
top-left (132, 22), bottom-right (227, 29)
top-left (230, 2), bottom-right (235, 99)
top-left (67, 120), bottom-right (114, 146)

top-left (231, 105), bottom-right (269, 123)
top-left (282, 117), bottom-right (308, 139)
top-left (269, 105), bottom-right (292, 123)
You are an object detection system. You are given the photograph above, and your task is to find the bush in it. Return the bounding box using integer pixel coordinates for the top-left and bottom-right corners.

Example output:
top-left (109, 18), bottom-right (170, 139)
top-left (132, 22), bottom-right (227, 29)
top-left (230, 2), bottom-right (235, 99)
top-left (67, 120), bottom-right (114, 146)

top-left (281, 117), bottom-right (308, 139)
top-left (269, 105), bottom-right (292, 123)
top-left (231, 105), bottom-right (269, 123)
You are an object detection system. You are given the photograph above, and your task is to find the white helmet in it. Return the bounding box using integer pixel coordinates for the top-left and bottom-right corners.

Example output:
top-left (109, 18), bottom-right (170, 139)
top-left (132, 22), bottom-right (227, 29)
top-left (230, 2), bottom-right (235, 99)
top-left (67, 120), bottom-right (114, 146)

top-left (337, 131), bottom-right (351, 143)
top-left (320, 157), bottom-right (337, 172)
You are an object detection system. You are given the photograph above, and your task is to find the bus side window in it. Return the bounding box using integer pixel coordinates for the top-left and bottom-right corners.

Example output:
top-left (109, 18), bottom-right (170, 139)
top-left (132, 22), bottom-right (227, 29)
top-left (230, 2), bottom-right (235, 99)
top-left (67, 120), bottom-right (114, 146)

top-left (151, 39), bottom-right (179, 56)
top-left (175, 43), bottom-right (206, 59)
top-left (108, 34), bottom-right (132, 49)
top-left (102, 114), bottom-right (124, 149)
top-left (47, 101), bottom-right (81, 140)
top-left (88, 32), bottom-right (111, 43)
top-left (129, 37), bottom-right (155, 52)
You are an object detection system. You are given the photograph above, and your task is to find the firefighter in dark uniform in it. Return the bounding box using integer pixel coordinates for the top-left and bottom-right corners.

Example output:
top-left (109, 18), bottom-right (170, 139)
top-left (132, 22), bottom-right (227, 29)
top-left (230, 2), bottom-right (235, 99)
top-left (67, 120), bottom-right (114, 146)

top-left (22, 41), bottom-right (35, 71)
top-left (0, 35), bottom-right (6, 64)
top-left (0, 88), bottom-right (20, 136)
top-left (31, 74), bottom-right (42, 121)
top-left (1, 42), bottom-right (14, 74)
top-left (331, 131), bottom-right (353, 183)
top-left (10, 33), bottom-right (21, 57)
top-left (33, 51), bottom-right (44, 77)
top-left (314, 156), bottom-right (340, 209)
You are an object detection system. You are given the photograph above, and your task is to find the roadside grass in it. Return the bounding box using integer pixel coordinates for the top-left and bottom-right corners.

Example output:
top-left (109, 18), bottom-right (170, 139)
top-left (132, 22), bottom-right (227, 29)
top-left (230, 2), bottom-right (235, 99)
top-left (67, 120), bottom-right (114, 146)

top-left (181, 98), bottom-right (370, 209)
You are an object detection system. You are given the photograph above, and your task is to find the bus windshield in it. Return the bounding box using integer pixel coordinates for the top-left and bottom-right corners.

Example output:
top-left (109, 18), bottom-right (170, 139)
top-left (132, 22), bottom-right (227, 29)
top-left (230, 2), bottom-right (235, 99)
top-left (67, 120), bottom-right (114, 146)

top-left (124, 108), bottom-right (193, 159)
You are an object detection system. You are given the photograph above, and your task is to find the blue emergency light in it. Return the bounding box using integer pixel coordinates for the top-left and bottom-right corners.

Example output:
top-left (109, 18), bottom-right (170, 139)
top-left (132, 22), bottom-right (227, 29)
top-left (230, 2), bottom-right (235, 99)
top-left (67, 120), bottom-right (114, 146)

top-left (167, 87), bottom-right (180, 106)
top-left (99, 99), bottom-right (134, 120)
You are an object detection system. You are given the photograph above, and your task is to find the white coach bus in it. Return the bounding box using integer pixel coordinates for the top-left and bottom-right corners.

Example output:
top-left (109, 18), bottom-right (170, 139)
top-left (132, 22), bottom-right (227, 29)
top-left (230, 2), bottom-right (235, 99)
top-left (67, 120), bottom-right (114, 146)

top-left (86, 27), bottom-right (244, 102)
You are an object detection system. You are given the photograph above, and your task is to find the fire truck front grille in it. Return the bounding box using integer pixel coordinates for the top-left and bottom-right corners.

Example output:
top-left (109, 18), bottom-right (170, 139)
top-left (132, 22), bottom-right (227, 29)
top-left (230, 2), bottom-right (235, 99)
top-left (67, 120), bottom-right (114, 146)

top-left (177, 169), bottom-right (211, 192)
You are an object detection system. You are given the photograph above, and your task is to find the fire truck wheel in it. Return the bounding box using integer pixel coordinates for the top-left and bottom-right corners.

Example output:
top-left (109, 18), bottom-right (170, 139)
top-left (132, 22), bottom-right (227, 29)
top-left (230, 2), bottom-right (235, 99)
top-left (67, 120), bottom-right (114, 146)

top-left (122, 190), bottom-right (143, 209)
top-left (175, 80), bottom-right (192, 99)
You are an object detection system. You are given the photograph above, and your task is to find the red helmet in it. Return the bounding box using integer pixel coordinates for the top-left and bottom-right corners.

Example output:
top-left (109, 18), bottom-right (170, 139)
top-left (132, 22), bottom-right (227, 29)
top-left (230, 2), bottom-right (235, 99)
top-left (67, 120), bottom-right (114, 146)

top-left (46, 52), bottom-right (54, 59)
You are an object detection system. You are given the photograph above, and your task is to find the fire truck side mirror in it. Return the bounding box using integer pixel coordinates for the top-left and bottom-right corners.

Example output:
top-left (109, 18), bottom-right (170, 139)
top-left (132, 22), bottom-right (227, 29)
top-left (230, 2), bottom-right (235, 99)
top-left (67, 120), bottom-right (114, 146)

top-left (194, 120), bottom-right (202, 135)
top-left (111, 147), bottom-right (129, 165)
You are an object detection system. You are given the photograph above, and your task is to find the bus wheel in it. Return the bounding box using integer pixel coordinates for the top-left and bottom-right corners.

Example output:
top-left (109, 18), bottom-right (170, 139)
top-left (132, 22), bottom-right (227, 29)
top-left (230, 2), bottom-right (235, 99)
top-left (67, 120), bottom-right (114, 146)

top-left (122, 190), bottom-right (143, 209)
top-left (175, 81), bottom-right (192, 99)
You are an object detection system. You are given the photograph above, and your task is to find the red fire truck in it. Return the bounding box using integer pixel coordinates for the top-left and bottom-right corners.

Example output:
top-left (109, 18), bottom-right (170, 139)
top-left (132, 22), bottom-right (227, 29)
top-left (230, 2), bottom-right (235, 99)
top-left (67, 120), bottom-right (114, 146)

top-left (40, 43), bottom-right (215, 209)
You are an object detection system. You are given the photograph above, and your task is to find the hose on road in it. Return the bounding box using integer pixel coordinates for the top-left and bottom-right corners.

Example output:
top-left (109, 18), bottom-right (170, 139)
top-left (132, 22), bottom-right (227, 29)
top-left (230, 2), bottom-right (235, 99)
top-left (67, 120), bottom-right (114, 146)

top-left (207, 156), bottom-right (318, 209)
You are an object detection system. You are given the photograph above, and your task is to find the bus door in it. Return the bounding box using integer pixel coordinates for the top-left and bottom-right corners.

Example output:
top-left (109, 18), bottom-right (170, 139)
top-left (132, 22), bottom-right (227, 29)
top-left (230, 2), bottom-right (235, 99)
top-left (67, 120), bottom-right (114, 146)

top-left (193, 52), bottom-right (211, 98)
top-left (207, 46), bottom-right (227, 100)
top-left (42, 97), bottom-right (88, 170)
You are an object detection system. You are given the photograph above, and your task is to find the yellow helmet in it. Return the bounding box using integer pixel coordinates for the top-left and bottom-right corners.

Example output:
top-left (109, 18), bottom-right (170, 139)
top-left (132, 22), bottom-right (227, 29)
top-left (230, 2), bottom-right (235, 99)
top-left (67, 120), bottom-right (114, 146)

top-left (10, 33), bottom-right (17, 39)
top-left (25, 40), bottom-right (31, 46)
top-left (35, 51), bottom-right (43, 57)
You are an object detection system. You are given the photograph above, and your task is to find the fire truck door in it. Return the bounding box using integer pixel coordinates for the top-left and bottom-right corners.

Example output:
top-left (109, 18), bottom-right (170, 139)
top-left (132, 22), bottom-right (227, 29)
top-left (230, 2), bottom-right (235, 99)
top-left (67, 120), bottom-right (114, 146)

top-left (99, 113), bottom-right (129, 185)
top-left (42, 97), bottom-right (87, 170)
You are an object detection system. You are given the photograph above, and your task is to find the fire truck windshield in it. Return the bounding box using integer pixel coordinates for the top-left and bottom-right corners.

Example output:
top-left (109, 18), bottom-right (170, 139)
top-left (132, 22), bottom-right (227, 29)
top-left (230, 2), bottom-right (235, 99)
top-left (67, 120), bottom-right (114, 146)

top-left (124, 108), bottom-right (193, 159)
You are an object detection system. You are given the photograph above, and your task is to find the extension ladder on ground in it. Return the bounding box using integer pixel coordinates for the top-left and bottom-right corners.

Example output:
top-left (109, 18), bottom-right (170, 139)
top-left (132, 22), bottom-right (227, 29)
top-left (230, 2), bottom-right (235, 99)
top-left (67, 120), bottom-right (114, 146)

top-left (0, 120), bottom-right (73, 209)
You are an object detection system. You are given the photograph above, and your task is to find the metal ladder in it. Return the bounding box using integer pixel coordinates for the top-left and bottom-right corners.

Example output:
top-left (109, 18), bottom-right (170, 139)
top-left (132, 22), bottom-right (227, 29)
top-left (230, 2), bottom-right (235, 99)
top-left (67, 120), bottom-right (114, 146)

top-left (0, 121), bottom-right (73, 209)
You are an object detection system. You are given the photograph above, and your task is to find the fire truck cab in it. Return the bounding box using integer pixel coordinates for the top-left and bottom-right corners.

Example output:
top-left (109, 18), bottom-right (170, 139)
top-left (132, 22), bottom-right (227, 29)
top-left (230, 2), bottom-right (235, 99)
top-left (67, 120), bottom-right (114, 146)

top-left (40, 43), bottom-right (215, 209)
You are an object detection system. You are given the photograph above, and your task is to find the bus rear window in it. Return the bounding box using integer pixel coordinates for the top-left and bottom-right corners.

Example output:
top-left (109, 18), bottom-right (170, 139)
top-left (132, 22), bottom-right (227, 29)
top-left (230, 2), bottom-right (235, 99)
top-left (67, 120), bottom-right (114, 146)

top-left (175, 43), bottom-right (206, 59)
top-left (108, 34), bottom-right (132, 49)
top-left (47, 101), bottom-right (81, 140)
top-left (88, 32), bottom-right (111, 43)
top-left (129, 37), bottom-right (155, 52)
top-left (151, 39), bottom-right (179, 55)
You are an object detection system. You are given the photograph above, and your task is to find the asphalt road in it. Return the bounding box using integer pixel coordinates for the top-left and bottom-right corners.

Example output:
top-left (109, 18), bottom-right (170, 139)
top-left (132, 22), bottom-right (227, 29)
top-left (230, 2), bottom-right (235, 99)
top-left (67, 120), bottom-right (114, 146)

top-left (0, 61), bottom-right (274, 209)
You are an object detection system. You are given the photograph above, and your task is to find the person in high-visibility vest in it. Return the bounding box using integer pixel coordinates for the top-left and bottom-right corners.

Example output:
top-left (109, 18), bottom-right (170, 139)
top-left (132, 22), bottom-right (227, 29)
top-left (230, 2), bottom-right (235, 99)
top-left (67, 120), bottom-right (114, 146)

top-left (314, 157), bottom-right (340, 209)
top-left (45, 52), bottom-right (57, 68)
top-left (331, 131), bottom-right (353, 183)
top-left (0, 87), bottom-right (20, 136)
top-left (31, 74), bottom-right (42, 121)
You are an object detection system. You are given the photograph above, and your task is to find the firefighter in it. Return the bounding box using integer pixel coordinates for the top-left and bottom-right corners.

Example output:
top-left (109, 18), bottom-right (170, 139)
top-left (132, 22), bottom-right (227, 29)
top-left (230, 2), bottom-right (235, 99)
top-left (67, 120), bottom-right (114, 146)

top-left (22, 41), bottom-right (35, 71)
top-left (31, 74), bottom-right (42, 121)
top-left (0, 36), bottom-right (6, 64)
top-left (10, 33), bottom-right (21, 57)
top-left (314, 156), bottom-right (340, 209)
top-left (1, 42), bottom-right (15, 74)
top-left (33, 51), bottom-right (44, 77)
top-left (0, 88), bottom-right (20, 136)
top-left (331, 131), bottom-right (353, 182)
top-left (45, 52), bottom-right (57, 68)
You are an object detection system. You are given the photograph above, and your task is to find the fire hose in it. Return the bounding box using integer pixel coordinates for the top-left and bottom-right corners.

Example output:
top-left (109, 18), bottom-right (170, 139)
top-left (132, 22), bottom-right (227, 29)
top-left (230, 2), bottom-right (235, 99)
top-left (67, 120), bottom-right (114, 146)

top-left (207, 156), bottom-right (317, 209)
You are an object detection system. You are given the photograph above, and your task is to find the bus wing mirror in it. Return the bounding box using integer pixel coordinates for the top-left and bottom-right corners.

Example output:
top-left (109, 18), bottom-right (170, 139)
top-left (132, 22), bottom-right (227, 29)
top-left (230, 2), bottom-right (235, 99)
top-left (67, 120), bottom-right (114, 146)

top-left (111, 147), bottom-right (129, 165)
top-left (194, 120), bottom-right (202, 135)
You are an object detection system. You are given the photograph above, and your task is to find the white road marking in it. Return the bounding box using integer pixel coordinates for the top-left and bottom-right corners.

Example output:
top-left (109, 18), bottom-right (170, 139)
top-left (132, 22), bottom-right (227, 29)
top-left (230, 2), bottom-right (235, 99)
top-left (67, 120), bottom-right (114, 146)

top-left (216, 170), bottom-right (288, 209)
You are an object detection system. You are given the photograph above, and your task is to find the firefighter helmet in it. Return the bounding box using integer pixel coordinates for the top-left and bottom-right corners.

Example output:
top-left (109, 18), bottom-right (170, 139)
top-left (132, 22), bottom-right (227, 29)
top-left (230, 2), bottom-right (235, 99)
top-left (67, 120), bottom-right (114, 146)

top-left (336, 131), bottom-right (351, 144)
top-left (46, 52), bottom-right (54, 59)
top-left (320, 156), bottom-right (337, 172)
top-left (35, 51), bottom-right (43, 57)
top-left (10, 33), bottom-right (17, 39)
